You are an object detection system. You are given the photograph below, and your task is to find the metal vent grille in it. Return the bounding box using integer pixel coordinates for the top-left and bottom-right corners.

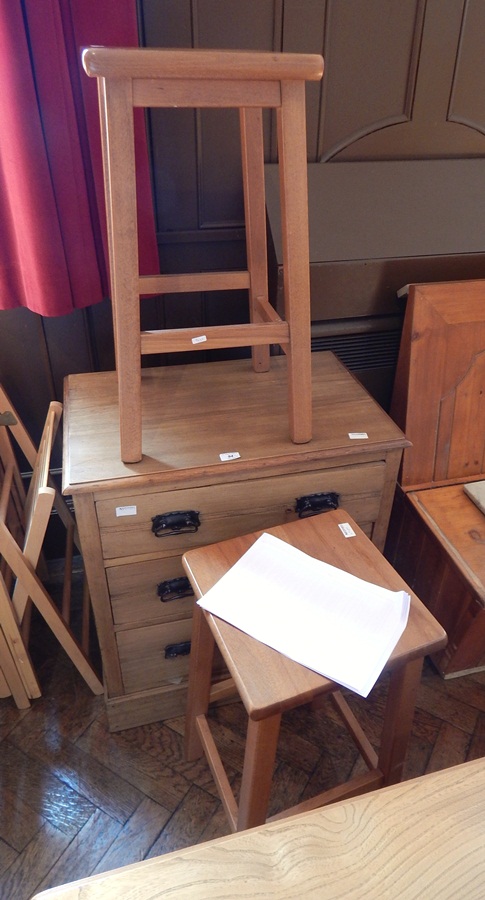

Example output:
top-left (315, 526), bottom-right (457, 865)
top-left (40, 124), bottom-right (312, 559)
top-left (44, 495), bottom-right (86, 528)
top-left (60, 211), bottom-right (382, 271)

top-left (311, 329), bottom-right (401, 372)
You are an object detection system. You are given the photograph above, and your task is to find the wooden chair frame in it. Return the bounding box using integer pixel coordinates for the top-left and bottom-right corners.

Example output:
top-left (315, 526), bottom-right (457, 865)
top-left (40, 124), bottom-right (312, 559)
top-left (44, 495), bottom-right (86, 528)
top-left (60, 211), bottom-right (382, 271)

top-left (0, 386), bottom-right (91, 649)
top-left (0, 390), bottom-right (103, 706)
top-left (82, 48), bottom-right (323, 463)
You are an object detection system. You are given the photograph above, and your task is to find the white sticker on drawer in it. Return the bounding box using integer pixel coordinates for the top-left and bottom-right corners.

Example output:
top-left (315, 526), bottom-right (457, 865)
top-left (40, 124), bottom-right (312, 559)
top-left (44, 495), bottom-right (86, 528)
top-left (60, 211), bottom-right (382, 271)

top-left (220, 451), bottom-right (241, 461)
top-left (192, 335), bottom-right (207, 344)
top-left (339, 522), bottom-right (356, 538)
top-left (115, 505), bottom-right (137, 517)
top-left (348, 432), bottom-right (369, 439)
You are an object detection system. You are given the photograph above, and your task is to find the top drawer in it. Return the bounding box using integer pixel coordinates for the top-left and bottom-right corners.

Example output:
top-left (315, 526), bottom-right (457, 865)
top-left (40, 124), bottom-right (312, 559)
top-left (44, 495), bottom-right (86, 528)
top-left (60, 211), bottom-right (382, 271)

top-left (96, 462), bottom-right (385, 560)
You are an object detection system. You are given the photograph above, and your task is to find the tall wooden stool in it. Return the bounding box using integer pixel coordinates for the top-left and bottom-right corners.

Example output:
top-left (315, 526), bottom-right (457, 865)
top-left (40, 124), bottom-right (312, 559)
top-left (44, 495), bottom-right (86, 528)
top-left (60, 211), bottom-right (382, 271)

top-left (183, 509), bottom-right (446, 832)
top-left (82, 47), bottom-right (323, 463)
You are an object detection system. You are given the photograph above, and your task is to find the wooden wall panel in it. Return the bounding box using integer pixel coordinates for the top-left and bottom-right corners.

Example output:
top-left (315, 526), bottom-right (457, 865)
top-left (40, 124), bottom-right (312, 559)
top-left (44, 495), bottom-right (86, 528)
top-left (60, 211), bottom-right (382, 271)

top-left (195, 0), bottom-right (278, 49)
top-left (319, 0), bottom-right (425, 160)
top-left (280, 0), bottom-right (326, 160)
top-left (143, 0), bottom-right (280, 232)
top-left (142, 0), bottom-right (196, 233)
top-left (0, 300), bottom-right (116, 465)
top-left (148, 105), bottom-right (199, 233)
top-left (325, 0), bottom-right (485, 160)
top-left (449, 0), bottom-right (485, 137)
top-left (0, 307), bottom-right (90, 472)
top-left (196, 0), bottom-right (279, 217)
top-left (0, 309), bottom-right (56, 447)
top-left (141, 0), bottom-right (485, 272)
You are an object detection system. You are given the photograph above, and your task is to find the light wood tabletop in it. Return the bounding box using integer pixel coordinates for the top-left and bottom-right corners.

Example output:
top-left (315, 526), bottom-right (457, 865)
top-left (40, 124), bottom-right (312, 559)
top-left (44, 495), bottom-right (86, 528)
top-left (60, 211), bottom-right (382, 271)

top-left (33, 756), bottom-right (485, 899)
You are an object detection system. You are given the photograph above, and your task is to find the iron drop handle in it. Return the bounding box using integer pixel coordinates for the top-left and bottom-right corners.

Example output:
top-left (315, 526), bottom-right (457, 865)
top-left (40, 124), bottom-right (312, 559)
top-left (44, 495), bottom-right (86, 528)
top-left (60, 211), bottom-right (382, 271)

top-left (295, 491), bottom-right (339, 518)
top-left (164, 641), bottom-right (191, 659)
top-left (151, 510), bottom-right (200, 537)
top-left (157, 576), bottom-right (194, 603)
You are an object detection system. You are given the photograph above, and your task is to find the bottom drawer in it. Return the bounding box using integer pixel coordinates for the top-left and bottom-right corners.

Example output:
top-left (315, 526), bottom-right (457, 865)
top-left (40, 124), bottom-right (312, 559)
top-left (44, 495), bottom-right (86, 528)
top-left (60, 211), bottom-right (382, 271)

top-left (117, 619), bottom-right (193, 693)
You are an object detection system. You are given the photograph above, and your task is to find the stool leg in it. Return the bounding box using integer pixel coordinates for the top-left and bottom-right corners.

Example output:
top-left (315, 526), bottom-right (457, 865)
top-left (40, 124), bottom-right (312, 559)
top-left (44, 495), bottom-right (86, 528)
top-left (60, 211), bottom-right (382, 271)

top-left (240, 106), bottom-right (270, 374)
top-left (185, 604), bottom-right (215, 761)
top-left (237, 712), bottom-right (281, 831)
top-left (277, 80), bottom-right (312, 444)
top-left (378, 656), bottom-right (423, 785)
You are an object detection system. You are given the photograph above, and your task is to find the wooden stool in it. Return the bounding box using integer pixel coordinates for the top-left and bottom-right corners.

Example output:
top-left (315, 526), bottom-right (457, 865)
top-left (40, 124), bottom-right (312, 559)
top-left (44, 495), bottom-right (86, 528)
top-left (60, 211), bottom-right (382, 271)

top-left (183, 509), bottom-right (446, 832)
top-left (82, 47), bottom-right (323, 463)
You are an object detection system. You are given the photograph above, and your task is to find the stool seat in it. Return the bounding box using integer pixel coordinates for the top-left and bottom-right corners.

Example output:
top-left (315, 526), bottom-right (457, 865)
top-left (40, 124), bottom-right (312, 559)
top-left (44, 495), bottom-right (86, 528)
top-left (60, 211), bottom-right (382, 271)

top-left (209, 616), bottom-right (331, 721)
top-left (183, 510), bottom-right (447, 832)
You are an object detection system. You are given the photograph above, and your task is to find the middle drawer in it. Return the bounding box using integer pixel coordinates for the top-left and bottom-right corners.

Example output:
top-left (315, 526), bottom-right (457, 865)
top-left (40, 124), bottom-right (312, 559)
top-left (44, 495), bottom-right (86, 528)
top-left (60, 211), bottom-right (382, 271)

top-left (107, 554), bottom-right (193, 627)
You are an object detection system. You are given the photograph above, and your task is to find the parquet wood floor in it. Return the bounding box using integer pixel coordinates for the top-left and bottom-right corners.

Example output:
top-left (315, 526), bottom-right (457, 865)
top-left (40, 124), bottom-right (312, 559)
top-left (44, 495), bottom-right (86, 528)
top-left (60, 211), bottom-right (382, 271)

top-left (1, 577), bottom-right (485, 900)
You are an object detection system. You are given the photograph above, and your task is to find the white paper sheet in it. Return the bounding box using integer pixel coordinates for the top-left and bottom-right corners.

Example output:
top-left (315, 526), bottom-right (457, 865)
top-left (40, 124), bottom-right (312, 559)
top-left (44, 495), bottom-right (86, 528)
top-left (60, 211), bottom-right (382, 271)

top-left (197, 532), bottom-right (410, 697)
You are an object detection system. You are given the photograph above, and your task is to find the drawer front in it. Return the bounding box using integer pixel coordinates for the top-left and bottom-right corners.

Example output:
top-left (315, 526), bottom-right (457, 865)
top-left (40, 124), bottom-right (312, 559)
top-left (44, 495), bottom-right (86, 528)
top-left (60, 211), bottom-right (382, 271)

top-left (97, 462), bottom-right (385, 560)
top-left (107, 555), bottom-right (194, 627)
top-left (117, 619), bottom-right (192, 693)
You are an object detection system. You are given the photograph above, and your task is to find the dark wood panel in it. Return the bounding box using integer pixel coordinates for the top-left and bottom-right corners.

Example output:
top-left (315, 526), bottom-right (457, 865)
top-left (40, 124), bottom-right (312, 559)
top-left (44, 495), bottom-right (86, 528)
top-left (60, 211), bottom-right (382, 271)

top-left (142, 0), bottom-right (197, 232)
top-left (330, 0), bottom-right (485, 160)
top-left (320, 0), bottom-right (425, 160)
top-left (86, 297), bottom-right (116, 372)
top-left (140, 0), bottom-right (193, 47)
top-left (198, 108), bottom-right (244, 228)
top-left (196, 0), bottom-right (280, 205)
top-left (195, 0), bottom-right (277, 50)
top-left (42, 311), bottom-right (94, 400)
top-left (0, 308), bottom-right (55, 447)
top-left (148, 107), bottom-right (199, 233)
top-left (141, 0), bottom-right (326, 234)
top-left (449, 0), bottom-right (485, 135)
top-left (0, 302), bottom-right (115, 472)
top-left (280, 0), bottom-right (326, 160)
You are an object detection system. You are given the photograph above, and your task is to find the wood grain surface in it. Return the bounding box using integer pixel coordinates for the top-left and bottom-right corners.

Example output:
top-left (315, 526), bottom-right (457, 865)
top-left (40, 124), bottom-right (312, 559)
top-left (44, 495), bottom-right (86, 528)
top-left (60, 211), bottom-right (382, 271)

top-left (33, 757), bottom-right (485, 899)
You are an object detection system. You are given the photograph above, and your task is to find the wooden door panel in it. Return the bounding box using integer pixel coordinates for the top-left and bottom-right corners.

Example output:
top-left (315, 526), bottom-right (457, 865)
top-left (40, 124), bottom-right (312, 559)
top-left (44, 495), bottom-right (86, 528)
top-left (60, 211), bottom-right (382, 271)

top-left (320, 0), bottom-right (424, 160)
top-left (322, 0), bottom-right (485, 160)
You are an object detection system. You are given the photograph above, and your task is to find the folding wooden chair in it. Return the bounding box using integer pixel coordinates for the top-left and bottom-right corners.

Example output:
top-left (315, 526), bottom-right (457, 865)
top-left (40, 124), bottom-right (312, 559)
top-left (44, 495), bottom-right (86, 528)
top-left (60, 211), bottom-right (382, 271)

top-left (0, 394), bottom-right (43, 706)
top-left (82, 48), bottom-right (324, 462)
top-left (0, 452), bottom-right (36, 711)
top-left (0, 627), bottom-right (32, 709)
top-left (0, 385), bottom-right (91, 652)
top-left (0, 391), bottom-right (104, 706)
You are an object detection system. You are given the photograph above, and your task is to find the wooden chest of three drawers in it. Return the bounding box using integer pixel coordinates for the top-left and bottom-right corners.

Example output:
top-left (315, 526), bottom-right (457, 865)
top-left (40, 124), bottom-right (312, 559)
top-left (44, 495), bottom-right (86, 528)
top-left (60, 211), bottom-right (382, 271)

top-left (63, 352), bottom-right (408, 731)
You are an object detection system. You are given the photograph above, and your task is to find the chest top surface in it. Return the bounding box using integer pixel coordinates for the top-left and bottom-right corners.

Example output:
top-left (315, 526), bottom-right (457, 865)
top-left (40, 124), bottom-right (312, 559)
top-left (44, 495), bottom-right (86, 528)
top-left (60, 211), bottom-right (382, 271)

top-left (63, 353), bottom-right (407, 496)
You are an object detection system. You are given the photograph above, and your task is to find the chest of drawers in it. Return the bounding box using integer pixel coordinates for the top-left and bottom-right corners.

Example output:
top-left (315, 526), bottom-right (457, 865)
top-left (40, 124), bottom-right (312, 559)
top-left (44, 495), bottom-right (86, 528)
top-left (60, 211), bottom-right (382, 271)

top-left (63, 352), bottom-right (407, 731)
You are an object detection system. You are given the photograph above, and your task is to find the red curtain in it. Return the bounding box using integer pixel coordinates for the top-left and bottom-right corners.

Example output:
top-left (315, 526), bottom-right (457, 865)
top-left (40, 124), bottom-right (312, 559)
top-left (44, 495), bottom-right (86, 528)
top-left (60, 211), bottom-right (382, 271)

top-left (0, 0), bottom-right (159, 317)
